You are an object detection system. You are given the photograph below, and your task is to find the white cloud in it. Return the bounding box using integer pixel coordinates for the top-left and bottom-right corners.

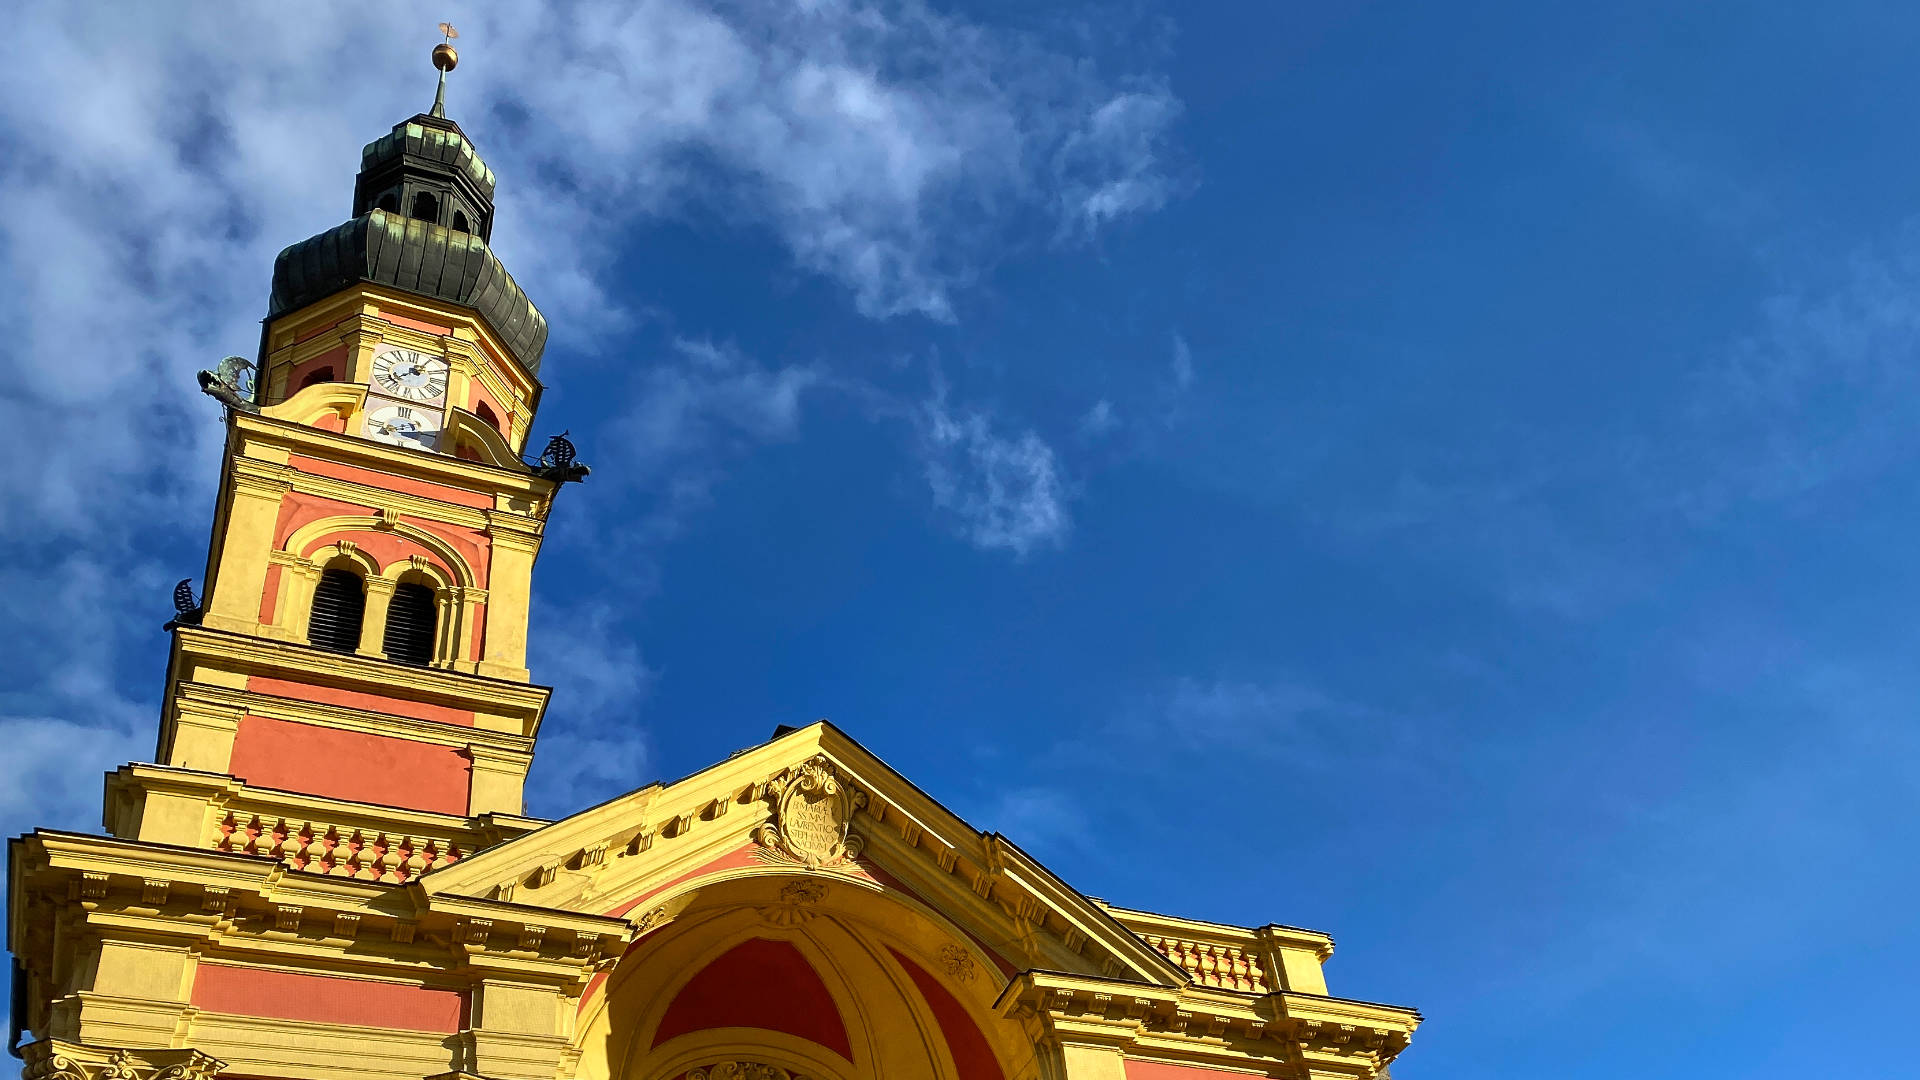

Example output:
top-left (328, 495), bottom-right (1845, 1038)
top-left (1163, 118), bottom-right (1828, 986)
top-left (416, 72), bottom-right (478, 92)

top-left (585, 340), bottom-right (1076, 560)
top-left (0, 556), bottom-right (160, 834)
top-left (1078, 398), bottom-right (1119, 438)
top-left (1170, 332), bottom-right (1195, 391)
top-left (917, 391), bottom-right (1070, 557)
top-left (523, 602), bottom-right (655, 814)
top-left (484, 1), bottom-right (1181, 320)
top-left (587, 336), bottom-right (824, 547)
top-left (1055, 89), bottom-right (1183, 241)
top-left (979, 786), bottom-right (1092, 857)
top-left (1159, 676), bottom-right (1348, 745)
top-left (0, 718), bottom-right (148, 831)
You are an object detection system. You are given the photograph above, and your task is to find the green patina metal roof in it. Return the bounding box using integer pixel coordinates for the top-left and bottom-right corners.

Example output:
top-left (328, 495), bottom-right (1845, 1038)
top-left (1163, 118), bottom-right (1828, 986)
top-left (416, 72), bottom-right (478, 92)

top-left (361, 120), bottom-right (496, 200)
top-left (268, 210), bottom-right (548, 374)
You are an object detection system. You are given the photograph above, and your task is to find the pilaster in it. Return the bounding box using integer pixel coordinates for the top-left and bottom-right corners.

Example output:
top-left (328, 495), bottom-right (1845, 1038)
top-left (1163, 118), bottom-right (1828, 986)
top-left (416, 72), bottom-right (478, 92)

top-left (202, 457), bottom-right (291, 635)
top-left (476, 514), bottom-right (540, 682)
top-left (263, 552), bottom-right (321, 642)
top-left (466, 745), bottom-right (531, 817)
top-left (357, 576), bottom-right (398, 658)
top-left (163, 694), bottom-right (242, 776)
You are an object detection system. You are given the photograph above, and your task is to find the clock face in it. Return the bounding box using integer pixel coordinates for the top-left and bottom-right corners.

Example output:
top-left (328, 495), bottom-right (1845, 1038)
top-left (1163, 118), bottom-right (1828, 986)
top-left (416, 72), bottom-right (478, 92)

top-left (370, 347), bottom-right (448, 402)
top-left (363, 400), bottom-right (443, 452)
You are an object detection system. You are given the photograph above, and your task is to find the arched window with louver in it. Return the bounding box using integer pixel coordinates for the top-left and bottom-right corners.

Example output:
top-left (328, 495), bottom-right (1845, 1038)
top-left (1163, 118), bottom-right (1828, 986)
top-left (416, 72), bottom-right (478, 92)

top-left (382, 581), bottom-right (439, 665)
top-left (307, 568), bottom-right (365, 652)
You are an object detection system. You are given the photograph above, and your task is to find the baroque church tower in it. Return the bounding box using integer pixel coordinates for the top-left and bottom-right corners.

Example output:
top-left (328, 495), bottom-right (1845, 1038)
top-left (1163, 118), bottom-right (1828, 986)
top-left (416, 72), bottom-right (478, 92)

top-left (9, 45), bottom-right (1420, 1080)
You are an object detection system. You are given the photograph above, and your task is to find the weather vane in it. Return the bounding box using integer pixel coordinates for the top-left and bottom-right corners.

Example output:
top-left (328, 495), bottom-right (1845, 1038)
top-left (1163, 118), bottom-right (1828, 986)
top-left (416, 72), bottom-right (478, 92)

top-left (430, 22), bottom-right (460, 118)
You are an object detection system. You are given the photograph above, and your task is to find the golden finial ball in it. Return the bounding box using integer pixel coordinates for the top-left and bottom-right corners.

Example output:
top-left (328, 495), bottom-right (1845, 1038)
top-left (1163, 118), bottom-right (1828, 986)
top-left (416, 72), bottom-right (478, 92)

top-left (433, 42), bottom-right (459, 71)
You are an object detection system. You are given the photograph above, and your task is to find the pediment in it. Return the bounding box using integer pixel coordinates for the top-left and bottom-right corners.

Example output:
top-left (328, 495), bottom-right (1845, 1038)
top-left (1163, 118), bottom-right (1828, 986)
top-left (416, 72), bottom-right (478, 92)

top-left (417, 722), bottom-right (1184, 986)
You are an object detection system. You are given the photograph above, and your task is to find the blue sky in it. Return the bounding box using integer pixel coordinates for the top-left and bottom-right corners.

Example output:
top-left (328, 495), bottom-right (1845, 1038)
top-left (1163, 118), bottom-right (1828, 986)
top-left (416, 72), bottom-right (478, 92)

top-left (4, 3), bottom-right (1919, 1076)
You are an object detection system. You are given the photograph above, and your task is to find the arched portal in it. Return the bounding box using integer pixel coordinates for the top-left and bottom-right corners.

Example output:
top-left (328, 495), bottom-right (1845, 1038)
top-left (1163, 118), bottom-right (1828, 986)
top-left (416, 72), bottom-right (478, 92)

top-left (573, 871), bottom-right (1026, 1080)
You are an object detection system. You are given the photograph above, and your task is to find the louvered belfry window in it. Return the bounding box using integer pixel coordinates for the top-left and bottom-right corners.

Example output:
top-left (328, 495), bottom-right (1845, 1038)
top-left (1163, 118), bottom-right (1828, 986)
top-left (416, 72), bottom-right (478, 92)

top-left (382, 582), bottom-right (438, 666)
top-left (307, 568), bottom-right (366, 652)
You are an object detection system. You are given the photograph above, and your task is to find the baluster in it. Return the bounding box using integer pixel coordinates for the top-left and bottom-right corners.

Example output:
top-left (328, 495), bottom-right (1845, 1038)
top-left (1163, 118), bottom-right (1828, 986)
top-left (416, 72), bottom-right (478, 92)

top-left (402, 836), bottom-right (426, 880)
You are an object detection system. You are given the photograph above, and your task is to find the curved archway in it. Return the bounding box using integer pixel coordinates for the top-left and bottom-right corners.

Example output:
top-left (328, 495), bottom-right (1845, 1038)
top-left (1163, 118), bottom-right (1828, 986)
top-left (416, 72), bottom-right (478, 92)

top-left (269, 517), bottom-right (481, 666)
top-left (283, 514), bottom-right (477, 588)
top-left (575, 871), bottom-right (1022, 1080)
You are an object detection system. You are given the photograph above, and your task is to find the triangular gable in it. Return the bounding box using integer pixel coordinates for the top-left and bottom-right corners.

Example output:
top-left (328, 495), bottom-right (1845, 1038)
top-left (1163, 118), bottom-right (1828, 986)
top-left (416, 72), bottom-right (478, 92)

top-left (418, 722), bottom-right (1186, 986)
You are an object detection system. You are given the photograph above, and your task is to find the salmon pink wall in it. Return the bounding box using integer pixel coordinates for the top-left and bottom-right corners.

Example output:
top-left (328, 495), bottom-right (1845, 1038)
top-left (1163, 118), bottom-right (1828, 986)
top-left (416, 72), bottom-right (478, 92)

top-left (606, 844), bottom-right (765, 920)
top-left (303, 529), bottom-right (457, 584)
top-left (1124, 1063), bottom-right (1260, 1079)
top-left (379, 312), bottom-right (453, 336)
top-left (192, 964), bottom-right (466, 1032)
top-left (273, 488), bottom-right (489, 588)
top-left (229, 715), bottom-right (470, 814)
top-left (892, 949), bottom-right (1005, 1080)
top-left (274, 491), bottom-right (368, 548)
top-left (247, 676), bottom-right (474, 727)
top-left (285, 345), bottom-right (349, 398)
top-left (468, 381), bottom-right (510, 432)
top-left (288, 456), bottom-right (494, 509)
top-left (652, 939), bottom-right (851, 1059)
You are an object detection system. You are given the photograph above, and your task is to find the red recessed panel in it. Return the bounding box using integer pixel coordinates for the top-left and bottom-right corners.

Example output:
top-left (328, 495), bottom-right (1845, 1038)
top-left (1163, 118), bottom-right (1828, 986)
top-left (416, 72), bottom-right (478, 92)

top-left (891, 949), bottom-right (1004, 1080)
top-left (229, 715), bottom-right (470, 814)
top-left (1124, 1063), bottom-right (1262, 1079)
top-left (192, 963), bottom-right (466, 1032)
top-left (652, 938), bottom-right (851, 1060)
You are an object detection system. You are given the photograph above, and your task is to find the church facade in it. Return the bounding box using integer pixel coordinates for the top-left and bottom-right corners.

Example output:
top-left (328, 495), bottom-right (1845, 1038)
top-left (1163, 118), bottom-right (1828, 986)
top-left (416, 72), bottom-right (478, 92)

top-left (6, 55), bottom-right (1419, 1080)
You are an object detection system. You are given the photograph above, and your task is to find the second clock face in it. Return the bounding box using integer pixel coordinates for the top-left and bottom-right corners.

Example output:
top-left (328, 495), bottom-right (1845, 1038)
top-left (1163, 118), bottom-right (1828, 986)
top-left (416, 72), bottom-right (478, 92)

top-left (364, 400), bottom-right (443, 452)
top-left (371, 347), bottom-right (448, 402)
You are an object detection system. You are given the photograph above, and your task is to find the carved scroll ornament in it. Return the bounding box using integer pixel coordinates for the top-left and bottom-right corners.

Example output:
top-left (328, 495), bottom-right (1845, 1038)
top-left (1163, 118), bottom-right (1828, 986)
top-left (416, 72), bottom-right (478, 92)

top-left (751, 755), bottom-right (867, 870)
top-left (20, 1043), bottom-right (224, 1080)
top-left (685, 1065), bottom-right (811, 1080)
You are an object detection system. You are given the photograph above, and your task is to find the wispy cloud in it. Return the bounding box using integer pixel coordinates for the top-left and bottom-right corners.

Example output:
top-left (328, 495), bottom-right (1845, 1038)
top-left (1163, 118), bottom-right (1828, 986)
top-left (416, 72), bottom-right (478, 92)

top-left (490, 1), bottom-right (1183, 320)
top-left (1307, 217), bottom-right (1920, 620)
top-left (0, 555), bottom-right (160, 832)
top-left (916, 389), bottom-right (1071, 557)
top-left (1055, 89), bottom-right (1184, 242)
top-left (1078, 398), bottom-right (1119, 438)
top-left (1659, 222), bottom-right (1920, 517)
top-left (524, 602), bottom-right (655, 814)
top-left (1590, 119), bottom-right (1775, 241)
top-left (1169, 331), bottom-right (1195, 391)
top-left (978, 786), bottom-right (1093, 858)
top-left (588, 336), bottom-right (824, 548)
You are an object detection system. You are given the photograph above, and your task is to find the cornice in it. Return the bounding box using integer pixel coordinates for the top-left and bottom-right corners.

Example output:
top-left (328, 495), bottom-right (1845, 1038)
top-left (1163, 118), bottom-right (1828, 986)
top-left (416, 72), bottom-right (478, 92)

top-left (173, 680), bottom-right (535, 753)
top-left (232, 409), bottom-right (554, 514)
top-left (171, 625), bottom-right (551, 721)
top-left (1099, 904), bottom-right (1334, 955)
top-left (263, 282), bottom-right (540, 402)
top-left (11, 830), bottom-right (628, 986)
top-left (106, 763), bottom-right (530, 849)
top-left (992, 970), bottom-right (1419, 1076)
